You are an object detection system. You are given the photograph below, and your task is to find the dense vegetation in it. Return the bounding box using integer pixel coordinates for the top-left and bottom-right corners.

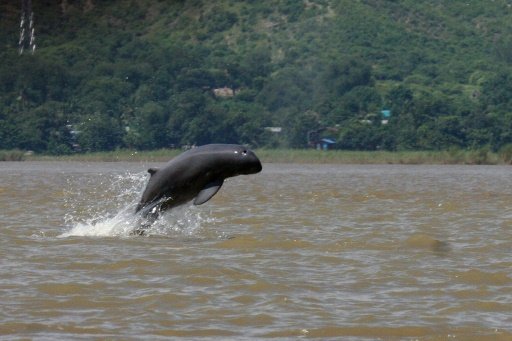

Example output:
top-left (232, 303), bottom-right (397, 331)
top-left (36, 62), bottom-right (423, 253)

top-left (2, 0), bottom-right (512, 154)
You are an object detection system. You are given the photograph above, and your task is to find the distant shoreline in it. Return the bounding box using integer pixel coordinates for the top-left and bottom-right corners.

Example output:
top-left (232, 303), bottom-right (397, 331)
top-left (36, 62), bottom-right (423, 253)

top-left (2, 148), bottom-right (511, 165)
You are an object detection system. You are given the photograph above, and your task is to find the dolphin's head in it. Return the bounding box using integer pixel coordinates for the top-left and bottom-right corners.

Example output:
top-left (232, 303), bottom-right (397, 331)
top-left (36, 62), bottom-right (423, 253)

top-left (232, 146), bottom-right (262, 175)
top-left (186, 144), bottom-right (262, 178)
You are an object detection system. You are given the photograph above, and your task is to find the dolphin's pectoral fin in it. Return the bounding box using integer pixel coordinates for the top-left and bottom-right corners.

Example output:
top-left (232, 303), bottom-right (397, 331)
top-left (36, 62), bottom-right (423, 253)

top-left (148, 168), bottom-right (159, 176)
top-left (194, 179), bottom-right (224, 205)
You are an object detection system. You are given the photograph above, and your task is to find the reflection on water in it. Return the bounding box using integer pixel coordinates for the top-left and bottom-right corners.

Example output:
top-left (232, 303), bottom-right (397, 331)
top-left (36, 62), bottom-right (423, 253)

top-left (1, 162), bottom-right (511, 339)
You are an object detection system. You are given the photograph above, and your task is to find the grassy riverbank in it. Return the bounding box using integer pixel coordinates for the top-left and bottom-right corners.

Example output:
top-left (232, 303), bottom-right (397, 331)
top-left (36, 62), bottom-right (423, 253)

top-left (2, 147), bottom-right (510, 165)
top-left (255, 148), bottom-right (507, 165)
top-left (0, 150), bottom-right (26, 161)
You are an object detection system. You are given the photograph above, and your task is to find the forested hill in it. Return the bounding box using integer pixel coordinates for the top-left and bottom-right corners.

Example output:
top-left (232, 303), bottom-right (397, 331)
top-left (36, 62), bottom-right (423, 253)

top-left (2, 0), bottom-right (512, 154)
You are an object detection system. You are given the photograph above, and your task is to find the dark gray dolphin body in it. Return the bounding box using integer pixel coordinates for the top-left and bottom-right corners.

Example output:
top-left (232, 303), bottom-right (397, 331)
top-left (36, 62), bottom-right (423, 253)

top-left (135, 144), bottom-right (262, 222)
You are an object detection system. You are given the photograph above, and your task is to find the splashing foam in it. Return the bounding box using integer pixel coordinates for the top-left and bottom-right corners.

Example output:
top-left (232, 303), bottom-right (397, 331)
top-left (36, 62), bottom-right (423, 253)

top-left (59, 205), bottom-right (210, 238)
top-left (59, 172), bottom-right (214, 238)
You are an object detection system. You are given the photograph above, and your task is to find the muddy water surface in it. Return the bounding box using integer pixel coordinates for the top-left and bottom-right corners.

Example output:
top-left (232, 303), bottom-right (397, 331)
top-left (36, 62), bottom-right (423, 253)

top-left (0, 162), bottom-right (511, 339)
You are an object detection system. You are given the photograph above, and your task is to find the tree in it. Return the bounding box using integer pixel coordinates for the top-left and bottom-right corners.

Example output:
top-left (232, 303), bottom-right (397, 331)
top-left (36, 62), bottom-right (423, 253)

top-left (77, 112), bottom-right (123, 151)
top-left (338, 120), bottom-right (387, 150)
top-left (322, 57), bottom-right (373, 97)
top-left (480, 71), bottom-right (512, 113)
top-left (123, 101), bottom-right (168, 149)
top-left (283, 110), bottom-right (320, 148)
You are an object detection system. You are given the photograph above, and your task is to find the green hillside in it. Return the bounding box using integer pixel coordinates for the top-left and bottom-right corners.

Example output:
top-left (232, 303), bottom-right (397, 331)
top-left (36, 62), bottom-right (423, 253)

top-left (2, 0), bottom-right (512, 153)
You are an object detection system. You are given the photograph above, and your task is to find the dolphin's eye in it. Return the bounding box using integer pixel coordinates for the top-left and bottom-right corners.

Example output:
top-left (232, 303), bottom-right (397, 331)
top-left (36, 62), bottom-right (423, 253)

top-left (242, 150), bottom-right (247, 155)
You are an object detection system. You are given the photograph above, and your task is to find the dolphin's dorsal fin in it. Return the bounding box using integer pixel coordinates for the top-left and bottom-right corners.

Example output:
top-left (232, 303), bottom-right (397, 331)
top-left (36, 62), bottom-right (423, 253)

top-left (194, 179), bottom-right (224, 205)
top-left (148, 168), bottom-right (159, 176)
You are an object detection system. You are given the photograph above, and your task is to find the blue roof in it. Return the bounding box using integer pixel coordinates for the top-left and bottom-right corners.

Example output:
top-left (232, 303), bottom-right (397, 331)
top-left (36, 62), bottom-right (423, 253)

top-left (381, 110), bottom-right (391, 118)
top-left (320, 138), bottom-right (336, 144)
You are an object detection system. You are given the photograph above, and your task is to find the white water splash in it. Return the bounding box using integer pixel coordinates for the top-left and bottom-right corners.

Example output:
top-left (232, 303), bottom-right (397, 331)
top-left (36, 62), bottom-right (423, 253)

top-left (141, 205), bottom-right (216, 237)
top-left (59, 205), bottom-right (137, 238)
top-left (59, 171), bottom-right (215, 238)
top-left (59, 205), bottom-right (212, 238)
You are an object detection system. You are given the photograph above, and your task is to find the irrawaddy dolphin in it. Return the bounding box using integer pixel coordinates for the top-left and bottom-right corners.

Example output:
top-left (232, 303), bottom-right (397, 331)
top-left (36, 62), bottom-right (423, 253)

top-left (135, 144), bottom-right (262, 227)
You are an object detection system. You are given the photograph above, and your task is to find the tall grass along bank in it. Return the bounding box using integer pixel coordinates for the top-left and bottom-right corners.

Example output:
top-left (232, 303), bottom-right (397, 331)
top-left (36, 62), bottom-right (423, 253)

top-left (13, 148), bottom-right (512, 165)
top-left (0, 150), bottom-right (26, 161)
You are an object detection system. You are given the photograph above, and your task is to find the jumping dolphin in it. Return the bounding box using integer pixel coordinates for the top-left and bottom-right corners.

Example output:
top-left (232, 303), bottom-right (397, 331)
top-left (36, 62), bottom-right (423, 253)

top-left (135, 144), bottom-right (262, 226)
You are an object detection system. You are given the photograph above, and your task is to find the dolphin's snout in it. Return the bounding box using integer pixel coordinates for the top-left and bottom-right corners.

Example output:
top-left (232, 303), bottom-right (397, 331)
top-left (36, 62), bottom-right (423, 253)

top-left (245, 150), bottom-right (262, 174)
top-left (252, 158), bottom-right (262, 173)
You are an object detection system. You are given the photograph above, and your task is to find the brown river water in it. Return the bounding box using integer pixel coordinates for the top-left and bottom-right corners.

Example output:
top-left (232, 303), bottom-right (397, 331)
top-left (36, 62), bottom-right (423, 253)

top-left (0, 161), bottom-right (511, 340)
